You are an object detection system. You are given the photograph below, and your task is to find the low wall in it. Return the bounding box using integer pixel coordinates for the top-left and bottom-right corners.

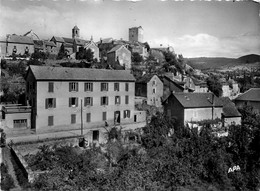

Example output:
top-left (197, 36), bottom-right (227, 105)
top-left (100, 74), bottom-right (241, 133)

top-left (10, 136), bottom-right (80, 183)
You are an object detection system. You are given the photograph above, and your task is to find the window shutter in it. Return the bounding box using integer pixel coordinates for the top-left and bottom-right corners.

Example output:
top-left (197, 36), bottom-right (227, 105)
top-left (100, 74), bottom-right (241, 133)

top-left (76, 83), bottom-right (79, 91)
top-left (69, 83), bottom-right (72, 92)
top-left (69, 98), bottom-right (72, 107)
top-left (128, 110), bottom-right (130, 118)
top-left (53, 98), bottom-right (56, 108)
top-left (76, 97), bottom-right (78, 107)
top-left (45, 99), bottom-right (48, 109)
top-left (84, 97), bottom-right (87, 106)
top-left (91, 83), bottom-right (93, 91)
top-left (91, 97), bottom-right (93, 106)
top-left (124, 110), bottom-right (126, 118)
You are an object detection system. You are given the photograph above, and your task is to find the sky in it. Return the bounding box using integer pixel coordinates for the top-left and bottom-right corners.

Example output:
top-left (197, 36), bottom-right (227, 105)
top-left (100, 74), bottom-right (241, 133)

top-left (0, 0), bottom-right (259, 58)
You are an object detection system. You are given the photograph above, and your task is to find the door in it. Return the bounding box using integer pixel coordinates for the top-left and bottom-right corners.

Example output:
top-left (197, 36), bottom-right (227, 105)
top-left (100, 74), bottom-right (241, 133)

top-left (114, 111), bottom-right (120, 124)
top-left (134, 115), bottom-right (137, 122)
top-left (93, 130), bottom-right (99, 142)
top-left (13, 119), bottom-right (27, 128)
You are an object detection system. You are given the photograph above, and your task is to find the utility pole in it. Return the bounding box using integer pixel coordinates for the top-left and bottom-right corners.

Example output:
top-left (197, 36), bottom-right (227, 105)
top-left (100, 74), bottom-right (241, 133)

top-left (81, 99), bottom-right (83, 137)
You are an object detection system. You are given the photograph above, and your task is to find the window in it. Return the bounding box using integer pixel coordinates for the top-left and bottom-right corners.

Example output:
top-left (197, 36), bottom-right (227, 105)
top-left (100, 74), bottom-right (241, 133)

top-left (45, 98), bottom-right (56, 109)
top-left (69, 97), bottom-right (78, 107)
top-left (115, 96), bottom-right (120, 105)
top-left (153, 88), bottom-right (156, 94)
top-left (48, 116), bottom-right (54, 126)
top-left (152, 80), bottom-right (156, 86)
top-left (101, 83), bottom-right (108, 91)
top-left (125, 83), bottom-right (129, 91)
top-left (125, 95), bottom-right (129, 104)
top-left (124, 110), bottom-right (130, 118)
top-left (86, 113), bottom-right (91, 123)
top-left (48, 82), bottom-right (54, 92)
top-left (102, 112), bottom-right (107, 121)
top-left (114, 83), bottom-right (119, 91)
top-left (71, 114), bottom-right (76, 124)
top-left (84, 97), bottom-right (93, 106)
top-left (69, 82), bottom-right (78, 92)
top-left (13, 119), bottom-right (27, 128)
top-left (101, 96), bottom-right (108, 105)
top-left (84, 83), bottom-right (93, 91)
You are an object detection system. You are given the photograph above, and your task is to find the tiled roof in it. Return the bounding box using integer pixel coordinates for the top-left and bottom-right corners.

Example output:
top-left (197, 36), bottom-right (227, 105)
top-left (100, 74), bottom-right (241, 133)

top-left (7, 34), bottom-right (34, 44)
top-left (62, 37), bottom-right (74, 44)
top-left (107, 45), bottom-right (124, 53)
top-left (219, 97), bottom-right (241, 117)
top-left (98, 38), bottom-right (113, 44)
top-left (235, 88), bottom-right (260, 102)
top-left (136, 74), bottom-right (156, 83)
top-left (51, 36), bottom-right (65, 43)
top-left (28, 65), bottom-right (136, 81)
top-left (191, 77), bottom-right (207, 86)
top-left (173, 92), bottom-right (223, 108)
top-left (44, 40), bottom-right (56, 47)
top-left (74, 39), bottom-right (88, 46)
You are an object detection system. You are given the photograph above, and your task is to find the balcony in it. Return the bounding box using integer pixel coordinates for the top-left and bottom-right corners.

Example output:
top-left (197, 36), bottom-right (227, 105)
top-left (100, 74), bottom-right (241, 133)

top-left (2, 105), bottom-right (32, 114)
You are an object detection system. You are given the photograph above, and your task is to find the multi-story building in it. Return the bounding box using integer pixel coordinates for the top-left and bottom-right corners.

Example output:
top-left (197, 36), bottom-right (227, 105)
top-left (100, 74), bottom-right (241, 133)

top-left (135, 74), bottom-right (164, 107)
top-left (25, 65), bottom-right (136, 139)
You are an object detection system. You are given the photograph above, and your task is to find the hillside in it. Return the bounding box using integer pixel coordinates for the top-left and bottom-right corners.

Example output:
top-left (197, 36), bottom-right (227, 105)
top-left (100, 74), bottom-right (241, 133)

top-left (238, 54), bottom-right (260, 63)
top-left (187, 54), bottom-right (260, 71)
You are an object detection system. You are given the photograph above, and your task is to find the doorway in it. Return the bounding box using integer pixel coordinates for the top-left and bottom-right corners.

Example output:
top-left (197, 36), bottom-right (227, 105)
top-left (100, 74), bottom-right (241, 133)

top-left (93, 130), bottom-right (99, 142)
top-left (114, 111), bottom-right (120, 124)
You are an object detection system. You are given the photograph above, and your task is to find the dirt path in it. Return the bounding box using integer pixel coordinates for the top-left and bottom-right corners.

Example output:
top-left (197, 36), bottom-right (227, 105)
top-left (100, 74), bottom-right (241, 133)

top-left (2, 147), bottom-right (22, 191)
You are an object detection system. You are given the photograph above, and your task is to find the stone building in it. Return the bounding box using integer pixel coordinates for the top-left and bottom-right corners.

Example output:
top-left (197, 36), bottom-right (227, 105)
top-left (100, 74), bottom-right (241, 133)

top-left (107, 45), bottom-right (131, 69)
top-left (129, 26), bottom-right (144, 43)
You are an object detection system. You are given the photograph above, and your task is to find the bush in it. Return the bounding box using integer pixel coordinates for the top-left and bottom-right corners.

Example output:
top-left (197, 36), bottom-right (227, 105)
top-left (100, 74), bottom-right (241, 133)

top-left (0, 163), bottom-right (15, 190)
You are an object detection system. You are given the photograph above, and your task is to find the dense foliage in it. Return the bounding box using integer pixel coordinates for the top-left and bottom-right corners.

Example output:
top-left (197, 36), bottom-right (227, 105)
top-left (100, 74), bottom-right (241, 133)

top-left (22, 106), bottom-right (260, 190)
top-left (0, 163), bottom-right (15, 190)
top-left (207, 75), bottom-right (223, 97)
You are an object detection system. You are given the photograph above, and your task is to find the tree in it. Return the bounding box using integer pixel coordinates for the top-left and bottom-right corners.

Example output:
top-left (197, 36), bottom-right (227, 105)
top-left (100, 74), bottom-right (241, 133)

top-left (57, 44), bottom-right (67, 60)
top-left (132, 52), bottom-right (143, 63)
top-left (207, 75), bottom-right (223, 97)
top-left (76, 47), bottom-right (94, 62)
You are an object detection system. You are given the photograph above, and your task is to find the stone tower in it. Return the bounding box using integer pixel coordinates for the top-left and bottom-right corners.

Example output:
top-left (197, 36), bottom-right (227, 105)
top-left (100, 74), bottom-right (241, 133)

top-left (129, 26), bottom-right (143, 43)
top-left (72, 25), bottom-right (80, 39)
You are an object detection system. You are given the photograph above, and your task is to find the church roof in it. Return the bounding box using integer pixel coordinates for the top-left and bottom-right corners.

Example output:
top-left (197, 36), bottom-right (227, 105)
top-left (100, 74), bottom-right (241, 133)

top-left (74, 38), bottom-right (87, 46)
top-left (62, 37), bottom-right (74, 44)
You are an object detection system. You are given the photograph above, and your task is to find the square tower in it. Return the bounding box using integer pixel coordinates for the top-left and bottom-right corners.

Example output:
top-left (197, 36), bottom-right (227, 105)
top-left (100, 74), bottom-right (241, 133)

top-left (72, 25), bottom-right (80, 39)
top-left (129, 26), bottom-right (143, 43)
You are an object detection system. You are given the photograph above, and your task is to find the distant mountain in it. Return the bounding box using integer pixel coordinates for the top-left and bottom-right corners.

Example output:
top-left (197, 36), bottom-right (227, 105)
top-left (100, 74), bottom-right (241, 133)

top-left (238, 54), bottom-right (260, 63)
top-left (186, 54), bottom-right (260, 70)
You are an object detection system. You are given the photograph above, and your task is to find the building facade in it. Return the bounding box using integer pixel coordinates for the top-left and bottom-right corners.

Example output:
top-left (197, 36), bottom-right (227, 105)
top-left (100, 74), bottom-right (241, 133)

top-left (163, 92), bottom-right (223, 126)
top-left (135, 74), bottom-right (164, 107)
top-left (25, 66), bottom-right (136, 140)
top-left (107, 45), bottom-right (131, 69)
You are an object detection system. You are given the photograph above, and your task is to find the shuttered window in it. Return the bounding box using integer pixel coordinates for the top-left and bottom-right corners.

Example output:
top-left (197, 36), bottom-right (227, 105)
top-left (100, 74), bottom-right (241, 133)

top-left (101, 83), bottom-right (108, 91)
top-left (124, 110), bottom-right (130, 118)
top-left (101, 96), bottom-right (108, 105)
top-left (102, 112), bottom-right (107, 121)
top-left (125, 83), bottom-right (129, 91)
top-left (69, 97), bottom-right (78, 107)
top-left (115, 96), bottom-right (120, 105)
top-left (125, 95), bottom-right (129, 104)
top-left (84, 83), bottom-right (93, 91)
top-left (114, 83), bottom-right (119, 91)
top-left (48, 116), bottom-right (54, 126)
top-left (45, 98), bottom-right (56, 109)
top-left (69, 82), bottom-right (79, 92)
top-left (48, 82), bottom-right (54, 92)
top-left (86, 113), bottom-right (91, 123)
top-left (71, 114), bottom-right (76, 124)
top-left (84, 97), bottom-right (93, 106)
